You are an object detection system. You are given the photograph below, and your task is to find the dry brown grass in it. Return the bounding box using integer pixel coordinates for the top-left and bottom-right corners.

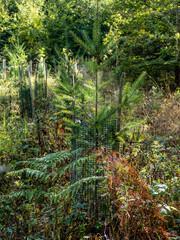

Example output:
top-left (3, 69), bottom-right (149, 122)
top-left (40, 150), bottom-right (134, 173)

top-left (134, 89), bottom-right (180, 137)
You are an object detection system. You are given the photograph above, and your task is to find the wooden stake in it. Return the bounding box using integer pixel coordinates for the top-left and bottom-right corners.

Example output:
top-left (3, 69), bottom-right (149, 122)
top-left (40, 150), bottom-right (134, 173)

top-left (3, 59), bottom-right (6, 80)
top-left (34, 63), bottom-right (38, 110)
top-left (72, 74), bottom-right (75, 123)
top-left (116, 72), bottom-right (125, 151)
top-left (28, 65), bottom-right (33, 118)
top-left (30, 60), bottom-right (33, 76)
top-left (19, 64), bottom-right (24, 118)
top-left (45, 63), bottom-right (48, 99)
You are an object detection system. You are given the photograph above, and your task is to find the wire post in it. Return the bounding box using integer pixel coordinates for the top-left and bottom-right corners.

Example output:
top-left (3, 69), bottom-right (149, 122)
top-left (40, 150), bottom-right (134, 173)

top-left (116, 72), bottom-right (125, 151)
top-left (3, 59), bottom-right (6, 80)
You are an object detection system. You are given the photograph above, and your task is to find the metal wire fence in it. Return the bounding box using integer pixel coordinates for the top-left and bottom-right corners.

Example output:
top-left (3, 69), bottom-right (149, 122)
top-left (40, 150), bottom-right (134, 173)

top-left (71, 120), bottom-right (117, 217)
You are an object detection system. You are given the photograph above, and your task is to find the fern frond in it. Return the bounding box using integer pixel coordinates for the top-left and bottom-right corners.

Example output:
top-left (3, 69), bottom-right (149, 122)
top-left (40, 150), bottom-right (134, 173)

top-left (17, 149), bottom-right (82, 169)
top-left (8, 190), bottom-right (26, 199)
top-left (8, 188), bottom-right (46, 201)
top-left (54, 176), bottom-right (107, 198)
top-left (52, 155), bottom-right (96, 180)
top-left (7, 168), bottom-right (47, 181)
top-left (8, 149), bottom-right (86, 185)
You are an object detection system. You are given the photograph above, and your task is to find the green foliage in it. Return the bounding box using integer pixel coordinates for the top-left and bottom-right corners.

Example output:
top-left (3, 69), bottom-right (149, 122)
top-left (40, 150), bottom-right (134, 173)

top-left (0, 0), bottom-right (179, 89)
top-left (103, 0), bottom-right (179, 88)
top-left (7, 149), bottom-right (90, 181)
top-left (0, 1), bottom-right (179, 239)
top-left (14, 0), bottom-right (45, 59)
top-left (4, 41), bottom-right (27, 66)
top-left (0, 147), bottom-right (106, 239)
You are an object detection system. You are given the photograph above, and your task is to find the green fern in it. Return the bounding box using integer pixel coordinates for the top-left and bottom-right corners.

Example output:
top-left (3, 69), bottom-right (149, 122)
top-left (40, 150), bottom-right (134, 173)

top-left (5, 149), bottom-right (101, 203)
top-left (46, 176), bottom-right (107, 204)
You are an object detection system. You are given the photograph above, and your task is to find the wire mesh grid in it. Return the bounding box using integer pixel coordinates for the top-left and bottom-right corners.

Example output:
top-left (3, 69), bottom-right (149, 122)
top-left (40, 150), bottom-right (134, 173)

top-left (71, 120), bottom-right (117, 217)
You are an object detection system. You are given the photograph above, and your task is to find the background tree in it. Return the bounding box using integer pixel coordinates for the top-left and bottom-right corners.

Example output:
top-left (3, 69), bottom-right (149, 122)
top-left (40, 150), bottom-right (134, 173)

top-left (103, 0), bottom-right (180, 89)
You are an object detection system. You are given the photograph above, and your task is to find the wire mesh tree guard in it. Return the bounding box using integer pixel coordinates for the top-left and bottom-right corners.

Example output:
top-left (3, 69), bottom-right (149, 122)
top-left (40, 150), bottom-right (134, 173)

top-left (71, 120), bottom-right (117, 218)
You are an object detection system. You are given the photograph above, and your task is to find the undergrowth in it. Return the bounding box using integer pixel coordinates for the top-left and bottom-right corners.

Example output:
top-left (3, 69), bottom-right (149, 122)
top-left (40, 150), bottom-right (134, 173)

top-left (104, 150), bottom-right (169, 240)
top-left (0, 70), bottom-right (179, 239)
